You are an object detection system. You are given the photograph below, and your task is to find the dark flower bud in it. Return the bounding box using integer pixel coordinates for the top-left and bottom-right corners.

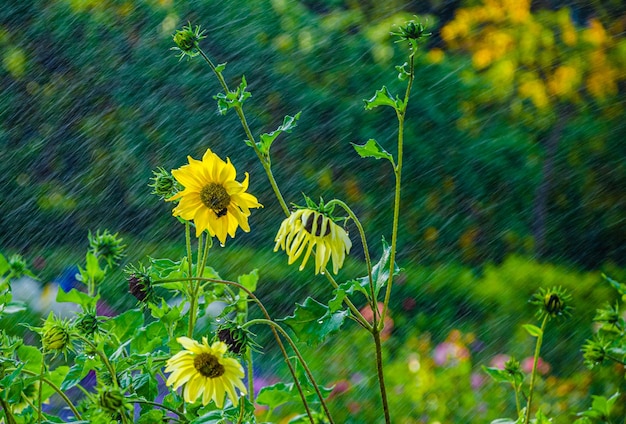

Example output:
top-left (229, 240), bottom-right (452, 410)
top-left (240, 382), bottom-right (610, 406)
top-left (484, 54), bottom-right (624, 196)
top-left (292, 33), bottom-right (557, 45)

top-left (128, 273), bottom-right (151, 302)
top-left (76, 313), bottom-right (100, 337)
top-left (530, 286), bottom-right (572, 320)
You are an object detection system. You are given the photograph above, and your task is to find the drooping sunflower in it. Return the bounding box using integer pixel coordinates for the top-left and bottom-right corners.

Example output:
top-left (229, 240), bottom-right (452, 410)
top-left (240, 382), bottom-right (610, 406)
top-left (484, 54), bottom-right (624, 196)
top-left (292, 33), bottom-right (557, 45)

top-left (274, 208), bottom-right (352, 274)
top-left (168, 148), bottom-right (262, 244)
top-left (165, 337), bottom-right (247, 408)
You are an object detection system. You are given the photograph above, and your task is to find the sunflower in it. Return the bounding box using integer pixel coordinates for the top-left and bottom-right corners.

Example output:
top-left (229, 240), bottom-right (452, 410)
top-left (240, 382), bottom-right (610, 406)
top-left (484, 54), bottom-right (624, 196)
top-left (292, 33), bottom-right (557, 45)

top-left (274, 208), bottom-right (352, 274)
top-left (165, 337), bottom-right (247, 408)
top-left (168, 148), bottom-right (262, 244)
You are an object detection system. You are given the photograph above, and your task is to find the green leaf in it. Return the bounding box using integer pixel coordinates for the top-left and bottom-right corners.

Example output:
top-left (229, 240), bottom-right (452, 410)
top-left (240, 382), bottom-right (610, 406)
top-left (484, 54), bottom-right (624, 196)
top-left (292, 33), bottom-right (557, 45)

top-left (356, 237), bottom-right (400, 298)
top-left (351, 139), bottom-right (393, 162)
top-left (133, 371), bottom-right (159, 402)
top-left (603, 273), bottom-right (626, 296)
top-left (131, 320), bottom-right (167, 354)
top-left (523, 324), bottom-right (543, 338)
top-left (215, 62), bottom-right (227, 73)
top-left (256, 382), bottom-right (295, 409)
top-left (17, 345), bottom-right (43, 373)
top-left (103, 309), bottom-right (143, 343)
top-left (56, 288), bottom-right (99, 310)
top-left (482, 366), bottom-right (515, 385)
top-left (257, 112), bottom-right (302, 155)
top-left (138, 410), bottom-right (165, 424)
top-left (280, 297), bottom-right (349, 346)
top-left (364, 86), bottom-right (400, 110)
top-left (214, 75), bottom-right (251, 115)
top-left (2, 301), bottom-right (26, 314)
top-left (238, 269), bottom-right (259, 298)
top-left (0, 253), bottom-right (9, 275)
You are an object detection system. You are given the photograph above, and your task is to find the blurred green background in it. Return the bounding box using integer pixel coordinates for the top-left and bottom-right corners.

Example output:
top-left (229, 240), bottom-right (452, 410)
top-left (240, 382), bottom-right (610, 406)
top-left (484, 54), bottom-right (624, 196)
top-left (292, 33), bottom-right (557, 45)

top-left (1, 0), bottom-right (625, 422)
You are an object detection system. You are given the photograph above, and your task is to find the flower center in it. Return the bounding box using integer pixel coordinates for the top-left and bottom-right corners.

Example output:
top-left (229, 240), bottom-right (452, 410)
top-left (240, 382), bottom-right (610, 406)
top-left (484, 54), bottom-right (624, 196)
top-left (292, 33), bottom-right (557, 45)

top-left (303, 212), bottom-right (331, 237)
top-left (193, 352), bottom-right (225, 378)
top-left (200, 183), bottom-right (231, 218)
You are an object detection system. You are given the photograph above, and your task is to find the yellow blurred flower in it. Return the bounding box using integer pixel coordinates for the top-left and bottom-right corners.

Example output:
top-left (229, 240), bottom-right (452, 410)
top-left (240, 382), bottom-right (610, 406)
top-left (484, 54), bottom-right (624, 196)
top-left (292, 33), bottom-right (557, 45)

top-left (426, 48), bottom-right (445, 64)
top-left (274, 209), bottom-right (351, 274)
top-left (472, 48), bottom-right (492, 69)
top-left (165, 337), bottom-right (246, 408)
top-left (168, 148), bottom-right (262, 244)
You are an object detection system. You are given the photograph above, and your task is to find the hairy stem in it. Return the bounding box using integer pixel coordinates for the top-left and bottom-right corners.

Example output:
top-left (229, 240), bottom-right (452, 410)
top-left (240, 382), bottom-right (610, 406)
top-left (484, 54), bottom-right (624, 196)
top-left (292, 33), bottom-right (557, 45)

top-left (19, 368), bottom-right (82, 420)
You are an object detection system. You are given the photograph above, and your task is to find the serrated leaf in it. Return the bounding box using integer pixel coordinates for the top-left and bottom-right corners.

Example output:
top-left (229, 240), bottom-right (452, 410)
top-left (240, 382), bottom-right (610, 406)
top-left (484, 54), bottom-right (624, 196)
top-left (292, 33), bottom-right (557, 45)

top-left (131, 320), bottom-right (167, 354)
top-left (17, 345), bottom-right (43, 372)
top-left (364, 86), bottom-right (400, 110)
top-left (215, 62), bottom-right (227, 73)
top-left (103, 309), bottom-right (143, 343)
top-left (258, 112), bottom-right (301, 155)
top-left (352, 139), bottom-right (393, 162)
top-left (56, 288), bottom-right (99, 310)
top-left (256, 382), bottom-right (294, 409)
top-left (523, 324), bottom-right (543, 338)
top-left (280, 297), bottom-right (349, 346)
top-left (356, 237), bottom-right (400, 298)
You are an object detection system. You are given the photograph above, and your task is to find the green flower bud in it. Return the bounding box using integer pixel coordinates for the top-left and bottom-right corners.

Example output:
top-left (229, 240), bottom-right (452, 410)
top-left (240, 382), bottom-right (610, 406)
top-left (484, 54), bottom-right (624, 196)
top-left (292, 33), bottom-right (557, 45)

top-left (149, 167), bottom-right (181, 200)
top-left (172, 23), bottom-right (206, 59)
top-left (8, 254), bottom-right (29, 279)
top-left (582, 337), bottom-right (610, 369)
top-left (76, 313), bottom-right (100, 337)
top-left (530, 286), bottom-right (572, 320)
top-left (42, 323), bottom-right (70, 352)
top-left (98, 387), bottom-right (129, 416)
top-left (89, 229), bottom-right (126, 267)
top-left (125, 264), bottom-right (153, 303)
top-left (390, 17), bottom-right (431, 48)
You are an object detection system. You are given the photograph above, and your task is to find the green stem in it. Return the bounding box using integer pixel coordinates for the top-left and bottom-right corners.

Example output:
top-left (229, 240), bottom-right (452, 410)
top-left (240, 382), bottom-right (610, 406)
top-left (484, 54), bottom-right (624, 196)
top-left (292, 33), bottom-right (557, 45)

top-left (246, 348), bottom-right (254, 403)
top-left (0, 390), bottom-right (17, 424)
top-left (323, 271), bottom-right (372, 331)
top-left (185, 222), bottom-right (197, 338)
top-left (198, 233), bottom-right (212, 278)
top-left (373, 329), bottom-right (391, 424)
top-left (380, 52), bottom-right (414, 328)
top-left (38, 351), bottom-right (45, 424)
top-left (129, 398), bottom-right (185, 420)
top-left (326, 199), bottom-right (375, 306)
top-left (19, 369), bottom-right (82, 420)
top-left (197, 48), bottom-right (290, 216)
top-left (75, 335), bottom-right (119, 388)
top-left (524, 315), bottom-right (549, 424)
top-left (155, 276), bottom-right (316, 424)
top-left (243, 318), bottom-right (335, 424)
top-left (513, 382), bottom-right (522, 418)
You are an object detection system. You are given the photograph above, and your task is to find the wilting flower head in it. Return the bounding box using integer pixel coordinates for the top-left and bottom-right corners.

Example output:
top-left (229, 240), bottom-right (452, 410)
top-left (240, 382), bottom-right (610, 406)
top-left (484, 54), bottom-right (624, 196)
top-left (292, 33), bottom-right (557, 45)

top-left (167, 148), bottom-right (262, 244)
top-left (172, 23), bottom-right (206, 59)
top-left (274, 204), bottom-right (352, 275)
top-left (165, 337), bottom-right (246, 408)
top-left (530, 286), bottom-right (572, 320)
top-left (88, 230), bottom-right (126, 267)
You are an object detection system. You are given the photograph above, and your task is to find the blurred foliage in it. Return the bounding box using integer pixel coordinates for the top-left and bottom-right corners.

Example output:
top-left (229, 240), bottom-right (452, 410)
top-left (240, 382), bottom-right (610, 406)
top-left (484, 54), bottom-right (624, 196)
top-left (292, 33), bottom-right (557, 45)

top-left (0, 0), bottom-right (624, 269)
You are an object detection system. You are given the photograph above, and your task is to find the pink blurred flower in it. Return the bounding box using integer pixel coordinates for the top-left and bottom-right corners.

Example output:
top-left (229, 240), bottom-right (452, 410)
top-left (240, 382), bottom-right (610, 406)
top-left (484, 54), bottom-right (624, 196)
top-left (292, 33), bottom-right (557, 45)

top-left (489, 354), bottom-right (511, 370)
top-left (522, 356), bottom-right (551, 375)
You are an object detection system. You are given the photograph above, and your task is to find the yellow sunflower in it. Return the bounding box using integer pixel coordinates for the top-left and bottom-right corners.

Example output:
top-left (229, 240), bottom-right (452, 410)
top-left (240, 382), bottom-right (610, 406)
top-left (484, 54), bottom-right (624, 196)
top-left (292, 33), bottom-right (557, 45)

top-left (165, 337), bottom-right (247, 408)
top-left (274, 209), bottom-right (352, 274)
top-left (168, 148), bottom-right (262, 244)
